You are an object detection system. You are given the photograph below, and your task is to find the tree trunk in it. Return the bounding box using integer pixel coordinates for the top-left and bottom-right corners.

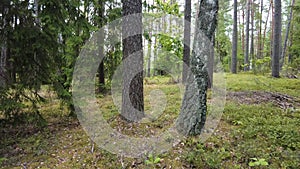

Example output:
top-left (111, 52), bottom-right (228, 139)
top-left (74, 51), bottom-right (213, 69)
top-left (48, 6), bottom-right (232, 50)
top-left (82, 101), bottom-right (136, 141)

top-left (244, 0), bottom-right (250, 71)
top-left (208, 36), bottom-right (214, 88)
top-left (231, 0), bottom-right (238, 74)
top-left (147, 37), bottom-right (152, 78)
top-left (250, 0), bottom-right (255, 70)
top-left (34, 0), bottom-right (40, 93)
top-left (97, 0), bottom-right (105, 93)
top-left (288, 21), bottom-right (293, 64)
top-left (272, 0), bottom-right (281, 78)
top-left (242, 7), bottom-right (245, 55)
top-left (0, 3), bottom-right (9, 87)
top-left (262, 3), bottom-right (272, 58)
top-left (183, 0), bottom-right (191, 83)
top-left (281, 0), bottom-right (295, 68)
top-left (176, 0), bottom-right (218, 136)
top-left (153, 31), bottom-right (158, 76)
top-left (270, 0), bottom-right (274, 58)
top-left (122, 0), bottom-right (144, 122)
top-left (257, 0), bottom-right (263, 59)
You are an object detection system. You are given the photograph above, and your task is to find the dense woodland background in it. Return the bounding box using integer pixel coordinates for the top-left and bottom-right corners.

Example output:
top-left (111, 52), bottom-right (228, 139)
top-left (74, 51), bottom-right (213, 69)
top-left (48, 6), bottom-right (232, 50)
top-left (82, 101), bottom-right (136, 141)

top-left (0, 0), bottom-right (300, 168)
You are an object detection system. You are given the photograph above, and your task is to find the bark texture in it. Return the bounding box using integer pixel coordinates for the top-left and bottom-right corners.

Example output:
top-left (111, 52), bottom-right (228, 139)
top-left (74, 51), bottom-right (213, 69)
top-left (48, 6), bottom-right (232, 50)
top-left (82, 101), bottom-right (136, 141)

top-left (121, 0), bottom-right (144, 121)
top-left (281, 0), bottom-right (295, 67)
top-left (176, 0), bottom-right (218, 136)
top-left (183, 0), bottom-right (191, 83)
top-left (244, 0), bottom-right (250, 71)
top-left (272, 0), bottom-right (281, 78)
top-left (231, 0), bottom-right (238, 74)
top-left (0, 1), bottom-right (9, 87)
top-left (250, 0), bottom-right (255, 70)
top-left (97, 0), bottom-right (105, 93)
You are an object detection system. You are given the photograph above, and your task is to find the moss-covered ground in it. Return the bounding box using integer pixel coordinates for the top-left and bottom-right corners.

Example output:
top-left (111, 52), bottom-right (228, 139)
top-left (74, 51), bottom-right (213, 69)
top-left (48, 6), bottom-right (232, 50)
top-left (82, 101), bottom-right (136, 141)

top-left (1, 73), bottom-right (300, 168)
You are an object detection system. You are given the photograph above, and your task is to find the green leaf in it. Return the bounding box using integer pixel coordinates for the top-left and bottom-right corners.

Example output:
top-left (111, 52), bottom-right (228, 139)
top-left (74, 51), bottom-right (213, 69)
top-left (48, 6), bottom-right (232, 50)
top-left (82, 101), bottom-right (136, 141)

top-left (154, 157), bottom-right (161, 164)
top-left (0, 157), bottom-right (7, 165)
top-left (249, 161), bottom-right (256, 167)
top-left (145, 160), bottom-right (151, 165)
top-left (258, 159), bottom-right (269, 166)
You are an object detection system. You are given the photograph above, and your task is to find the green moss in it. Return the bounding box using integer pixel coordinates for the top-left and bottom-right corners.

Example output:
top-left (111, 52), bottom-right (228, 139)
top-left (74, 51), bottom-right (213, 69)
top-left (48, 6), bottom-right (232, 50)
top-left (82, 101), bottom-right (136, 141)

top-left (1, 74), bottom-right (299, 168)
top-left (226, 73), bottom-right (300, 97)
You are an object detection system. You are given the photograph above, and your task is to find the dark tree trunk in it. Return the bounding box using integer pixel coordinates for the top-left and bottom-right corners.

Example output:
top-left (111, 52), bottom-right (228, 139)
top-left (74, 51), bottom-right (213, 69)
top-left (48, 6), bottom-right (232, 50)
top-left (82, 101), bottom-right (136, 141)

top-left (182, 0), bottom-right (191, 83)
top-left (257, 0), bottom-right (263, 59)
top-left (122, 0), bottom-right (144, 122)
top-left (0, 1), bottom-right (10, 87)
top-left (34, 0), bottom-right (40, 93)
top-left (288, 21), bottom-right (293, 64)
top-left (244, 0), bottom-right (250, 71)
top-left (242, 7), bottom-right (245, 55)
top-left (208, 36), bottom-right (214, 88)
top-left (250, 0), bottom-right (255, 70)
top-left (97, 0), bottom-right (105, 93)
top-left (272, 0), bottom-right (281, 78)
top-left (262, 3), bottom-right (272, 59)
top-left (231, 0), bottom-right (238, 74)
top-left (281, 0), bottom-right (295, 68)
top-left (147, 14), bottom-right (152, 78)
top-left (176, 0), bottom-right (218, 136)
top-left (270, 0), bottom-right (274, 58)
top-left (147, 41), bottom-right (152, 78)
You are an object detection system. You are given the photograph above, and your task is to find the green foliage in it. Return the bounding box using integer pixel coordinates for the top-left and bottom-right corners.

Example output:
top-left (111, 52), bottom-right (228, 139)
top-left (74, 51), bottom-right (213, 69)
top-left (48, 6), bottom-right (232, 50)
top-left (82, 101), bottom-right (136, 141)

top-left (154, 34), bottom-right (183, 76)
top-left (282, 60), bottom-right (300, 77)
top-left (0, 87), bottom-right (24, 119)
top-left (216, 0), bottom-right (233, 71)
top-left (0, 158), bottom-right (7, 166)
top-left (1, 74), bottom-right (299, 168)
top-left (226, 73), bottom-right (300, 97)
top-left (145, 154), bottom-right (161, 165)
top-left (248, 158), bottom-right (269, 167)
top-left (153, 0), bottom-right (182, 17)
top-left (287, 0), bottom-right (300, 75)
top-left (253, 57), bottom-right (271, 75)
top-left (0, 84), bottom-right (47, 122)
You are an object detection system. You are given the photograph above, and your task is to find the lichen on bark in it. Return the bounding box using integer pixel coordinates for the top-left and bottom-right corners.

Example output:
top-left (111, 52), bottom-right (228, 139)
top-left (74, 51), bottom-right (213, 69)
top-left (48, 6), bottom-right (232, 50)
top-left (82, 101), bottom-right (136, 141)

top-left (176, 0), bottom-right (218, 136)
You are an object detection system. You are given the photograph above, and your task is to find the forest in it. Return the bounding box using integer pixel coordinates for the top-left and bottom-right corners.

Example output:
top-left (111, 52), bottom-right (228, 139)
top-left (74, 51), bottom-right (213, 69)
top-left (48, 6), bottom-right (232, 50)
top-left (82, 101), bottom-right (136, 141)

top-left (0, 0), bottom-right (300, 168)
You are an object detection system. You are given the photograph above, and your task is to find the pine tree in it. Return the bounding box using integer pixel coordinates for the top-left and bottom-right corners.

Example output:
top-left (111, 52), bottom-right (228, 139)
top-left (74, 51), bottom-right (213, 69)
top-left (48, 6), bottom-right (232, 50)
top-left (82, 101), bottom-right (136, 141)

top-left (121, 0), bottom-right (144, 122)
top-left (231, 0), bottom-right (238, 73)
top-left (176, 0), bottom-right (218, 136)
top-left (272, 0), bottom-right (282, 77)
top-left (183, 0), bottom-right (191, 82)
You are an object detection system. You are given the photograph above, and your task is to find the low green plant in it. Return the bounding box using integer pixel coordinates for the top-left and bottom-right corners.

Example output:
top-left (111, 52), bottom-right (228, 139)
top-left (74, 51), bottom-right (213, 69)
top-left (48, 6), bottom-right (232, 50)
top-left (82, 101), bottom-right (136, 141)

top-left (145, 154), bottom-right (161, 165)
top-left (0, 157), bottom-right (7, 165)
top-left (253, 57), bottom-right (271, 75)
top-left (232, 120), bottom-right (243, 126)
top-left (248, 158), bottom-right (269, 167)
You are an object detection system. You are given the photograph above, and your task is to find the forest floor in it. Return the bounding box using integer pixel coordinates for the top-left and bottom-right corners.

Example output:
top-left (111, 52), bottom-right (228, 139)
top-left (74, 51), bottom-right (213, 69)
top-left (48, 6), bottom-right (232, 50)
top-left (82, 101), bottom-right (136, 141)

top-left (0, 73), bottom-right (300, 169)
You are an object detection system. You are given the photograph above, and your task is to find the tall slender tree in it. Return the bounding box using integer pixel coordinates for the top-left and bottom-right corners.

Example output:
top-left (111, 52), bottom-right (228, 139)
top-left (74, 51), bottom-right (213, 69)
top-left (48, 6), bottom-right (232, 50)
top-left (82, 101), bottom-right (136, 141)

top-left (244, 0), bottom-right (250, 71)
top-left (176, 0), bottom-right (218, 136)
top-left (281, 0), bottom-right (295, 67)
top-left (0, 0), bottom-right (10, 87)
top-left (272, 0), bottom-right (282, 77)
top-left (183, 0), bottom-right (191, 82)
top-left (257, 0), bottom-right (263, 59)
top-left (97, 0), bottom-right (106, 93)
top-left (242, 4), bottom-right (245, 55)
top-left (122, 0), bottom-right (144, 121)
top-left (250, 0), bottom-right (255, 70)
top-left (262, 3), bottom-right (272, 59)
top-left (231, 0), bottom-right (238, 74)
